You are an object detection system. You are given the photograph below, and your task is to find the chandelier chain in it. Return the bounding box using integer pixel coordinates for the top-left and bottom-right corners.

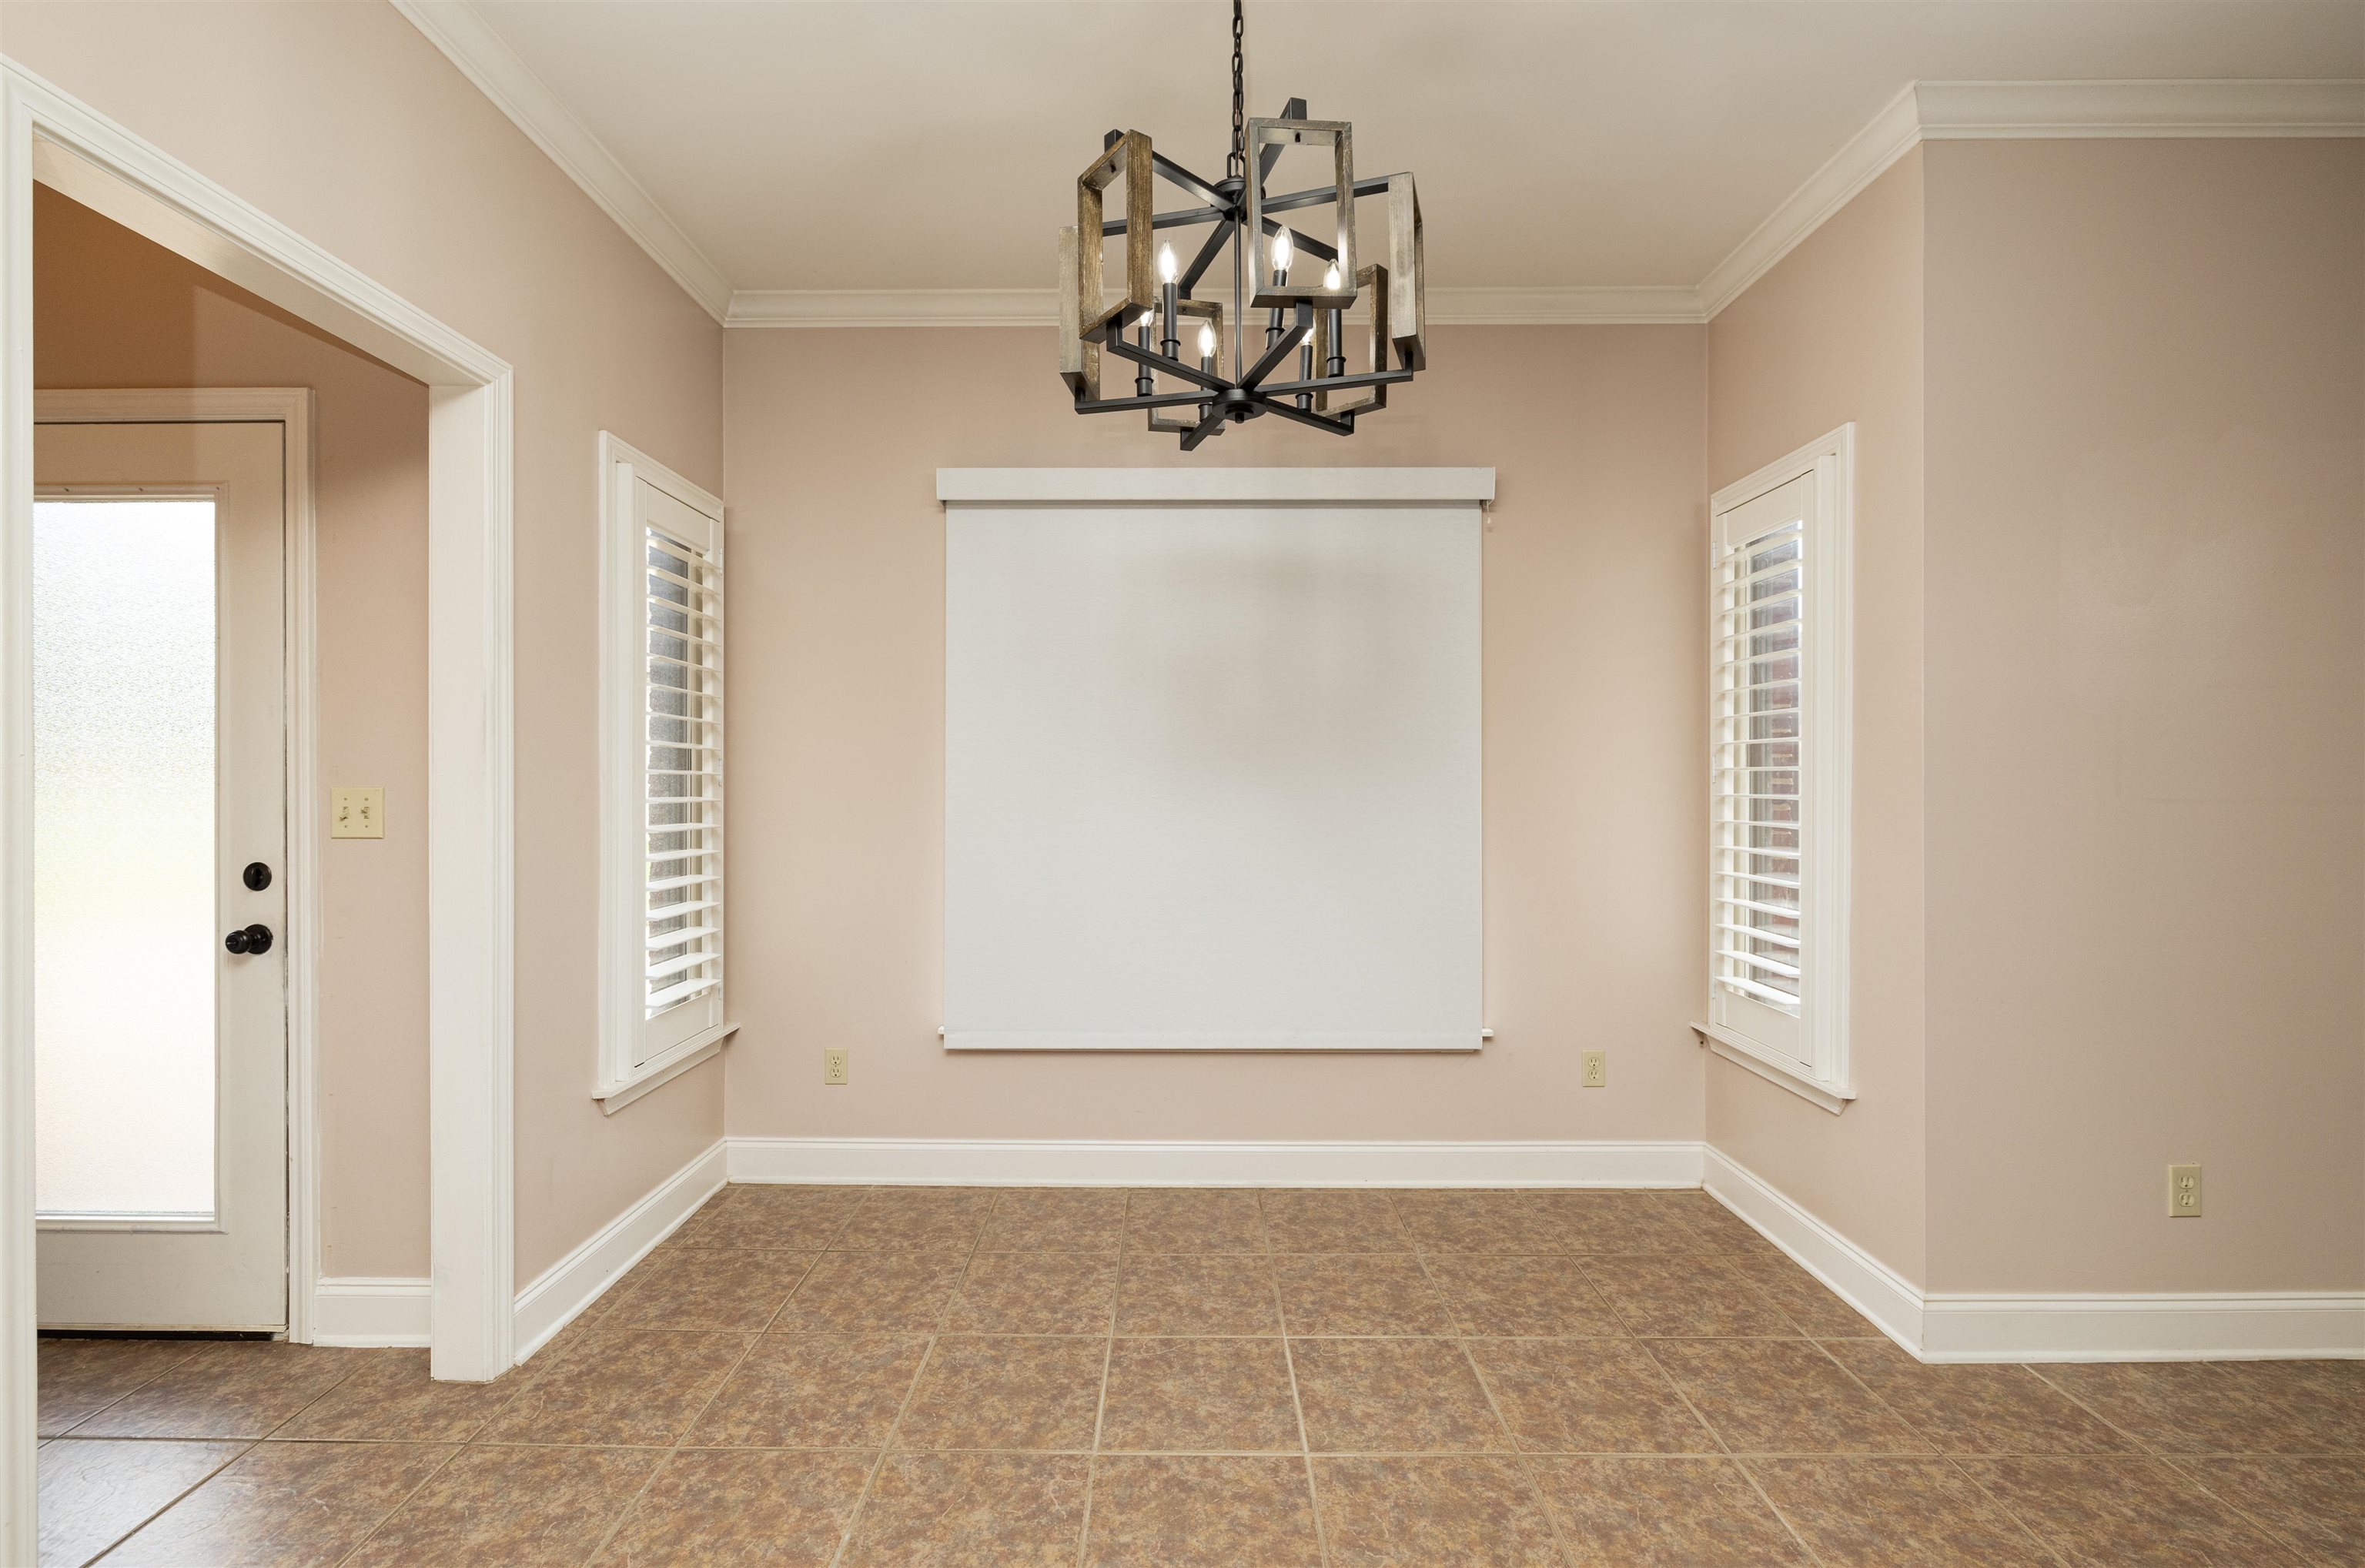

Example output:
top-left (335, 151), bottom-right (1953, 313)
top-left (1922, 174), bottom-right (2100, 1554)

top-left (1226, 0), bottom-right (1246, 181)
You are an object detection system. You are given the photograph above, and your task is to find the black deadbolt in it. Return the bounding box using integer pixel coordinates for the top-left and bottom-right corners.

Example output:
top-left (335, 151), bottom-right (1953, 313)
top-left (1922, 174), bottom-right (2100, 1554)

top-left (224, 924), bottom-right (274, 956)
top-left (243, 861), bottom-right (273, 891)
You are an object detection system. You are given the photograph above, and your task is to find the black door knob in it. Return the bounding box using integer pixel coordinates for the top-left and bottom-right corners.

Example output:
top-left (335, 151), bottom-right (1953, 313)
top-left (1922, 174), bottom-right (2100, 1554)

top-left (243, 861), bottom-right (273, 891)
top-left (224, 924), bottom-right (273, 955)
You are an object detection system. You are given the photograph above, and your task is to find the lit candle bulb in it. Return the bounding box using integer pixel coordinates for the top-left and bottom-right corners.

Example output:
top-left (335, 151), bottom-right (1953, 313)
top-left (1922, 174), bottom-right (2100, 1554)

top-left (1321, 262), bottom-right (1347, 389)
top-left (1198, 323), bottom-right (1217, 374)
top-left (1157, 242), bottom-right (1180, 357)
top-left (1270, 228), bottom-right (1293, 286)
top-left (1323, 262), bottom-right (1342, 290)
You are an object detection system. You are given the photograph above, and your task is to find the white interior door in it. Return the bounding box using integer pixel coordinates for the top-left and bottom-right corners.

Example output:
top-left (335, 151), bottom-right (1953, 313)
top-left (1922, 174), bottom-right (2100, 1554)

top-left (32, 419), bottom-right (289, 1332)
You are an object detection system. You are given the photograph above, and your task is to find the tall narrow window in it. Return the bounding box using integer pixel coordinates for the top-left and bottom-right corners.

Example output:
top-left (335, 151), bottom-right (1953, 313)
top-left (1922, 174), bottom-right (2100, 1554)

top-left (599, 435), bottom-right (730, 1106)
top-left (1706, 427), bottom-right (1852, 1109)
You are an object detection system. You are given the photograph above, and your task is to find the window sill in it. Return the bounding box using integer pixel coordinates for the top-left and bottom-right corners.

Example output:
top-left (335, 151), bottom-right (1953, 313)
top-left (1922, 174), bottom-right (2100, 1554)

top-left (595, 1022), bottom-right (737, 1115)
top-left (1691, 1022), bottom-right (1854, 1115)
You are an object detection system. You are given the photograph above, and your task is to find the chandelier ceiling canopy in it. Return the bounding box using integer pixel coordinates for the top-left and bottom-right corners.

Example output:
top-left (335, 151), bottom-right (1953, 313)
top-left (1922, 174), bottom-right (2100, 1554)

top-left (1058, 0), bottom-right (1427, 450)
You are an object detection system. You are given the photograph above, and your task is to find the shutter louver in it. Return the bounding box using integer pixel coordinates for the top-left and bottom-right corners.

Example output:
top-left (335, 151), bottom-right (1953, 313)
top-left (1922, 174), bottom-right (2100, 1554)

top-left (1712, 520), bottom-right (1804, 1015)
top-left (644, 526), bottom-right (723, 1018)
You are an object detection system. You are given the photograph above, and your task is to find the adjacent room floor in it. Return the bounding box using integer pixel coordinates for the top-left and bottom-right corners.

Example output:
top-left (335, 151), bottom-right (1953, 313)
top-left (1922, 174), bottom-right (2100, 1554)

top-left (35, 1185), bottom-right (2365, 1566)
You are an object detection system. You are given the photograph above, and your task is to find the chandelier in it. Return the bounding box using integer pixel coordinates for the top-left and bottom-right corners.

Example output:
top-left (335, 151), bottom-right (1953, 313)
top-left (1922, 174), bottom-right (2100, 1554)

top-left (1058, 0), bottom-right (1426, 450)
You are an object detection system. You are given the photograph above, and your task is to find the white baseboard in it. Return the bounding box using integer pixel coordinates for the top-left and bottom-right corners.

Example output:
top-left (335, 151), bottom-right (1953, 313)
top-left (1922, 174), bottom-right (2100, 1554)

top-left (509, 1138), bottom-right (727, 1365)
top-left (1922, 1293), bottom-right (2365, 1362)
top-left (1704, 1145), bottom-right (2364, 1362)
top-left (310, 1276), bottom-right (433, 1347)
top-left (725, 1137), bottom-right (1705, 1189)
top-left (1702, 1146), bottom-right (1926, 1353)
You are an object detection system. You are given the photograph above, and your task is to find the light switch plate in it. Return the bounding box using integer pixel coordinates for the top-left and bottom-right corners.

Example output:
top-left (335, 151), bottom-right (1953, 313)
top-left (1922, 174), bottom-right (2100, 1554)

top-left (330, 787), bottom-right (384, 839)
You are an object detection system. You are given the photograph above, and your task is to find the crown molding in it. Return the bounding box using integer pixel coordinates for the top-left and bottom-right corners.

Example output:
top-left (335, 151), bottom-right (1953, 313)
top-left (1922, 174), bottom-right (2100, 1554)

top-left (724, 283), bottom-right (1706, 329)
top-left (392, 0), bottom-right (734, 323)
top-left (1698, 78), bottom-right (2364, 318)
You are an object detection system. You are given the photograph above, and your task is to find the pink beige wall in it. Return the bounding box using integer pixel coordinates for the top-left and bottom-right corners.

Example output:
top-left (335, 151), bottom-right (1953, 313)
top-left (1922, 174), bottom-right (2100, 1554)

top-left (1922, 139), bottom-right (2365, 1294)
top-left (5, 1), bottom-right (728, 1284)
top-left (1706, 152), bottom-right (1929, 1287)
top-left (34, 186), bottom-right (433, 1279)
top-left (721, 325), bottom-right (1711, 1147)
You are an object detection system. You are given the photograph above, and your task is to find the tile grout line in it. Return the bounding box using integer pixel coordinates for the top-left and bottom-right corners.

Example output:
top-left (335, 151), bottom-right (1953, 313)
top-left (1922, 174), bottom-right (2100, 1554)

top-left (1799, 1336), bottom-right (2075, 1568)
top-left (47, 1339), bottom-right (204, 1440)
top-left (1393, 1192), bottom-right (1581, 1568)
top-left (79, 1436), bottom-right (262, 1567)
top-left (1073, 1190), bottom-right (1129, 1568)
top-left (580, 1192), bottom-right (816, 1566)
top-left (2015, 1364), bottom-right (2323, 1561)
top-left (825, 1185), bottom-right (992, 1568)
top-left (1267, 1193), bottom-right (1334, 1568)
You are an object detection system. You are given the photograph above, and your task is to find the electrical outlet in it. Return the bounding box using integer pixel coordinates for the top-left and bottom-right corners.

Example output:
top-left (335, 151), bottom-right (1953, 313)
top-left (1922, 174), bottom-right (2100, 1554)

top-left (2167, 1163), bottom-right (2202, 1218)
top-left (823, 1048), bottom-right (849, 1086)
top-left (1581, 1051), bottom-right (1607, 1088)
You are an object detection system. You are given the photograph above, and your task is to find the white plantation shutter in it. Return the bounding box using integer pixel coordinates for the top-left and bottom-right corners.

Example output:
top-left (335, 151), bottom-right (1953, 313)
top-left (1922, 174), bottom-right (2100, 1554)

top-left (643, 514), bottom-right (723, 1032)
top-left (1706, 433), bottom-right (1852, 1105)
top-left (600, 436), bottom-right (728, 1094)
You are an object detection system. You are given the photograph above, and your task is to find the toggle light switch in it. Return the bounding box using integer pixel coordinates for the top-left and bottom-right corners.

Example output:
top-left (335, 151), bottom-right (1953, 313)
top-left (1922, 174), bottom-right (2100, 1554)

top-left (331, 787), bottom-right (384, 839)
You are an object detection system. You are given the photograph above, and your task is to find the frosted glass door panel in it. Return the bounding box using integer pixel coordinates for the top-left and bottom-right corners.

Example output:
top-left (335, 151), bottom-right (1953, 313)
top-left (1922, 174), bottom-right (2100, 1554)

top-left (33, 498), bottom-right (218, 1217)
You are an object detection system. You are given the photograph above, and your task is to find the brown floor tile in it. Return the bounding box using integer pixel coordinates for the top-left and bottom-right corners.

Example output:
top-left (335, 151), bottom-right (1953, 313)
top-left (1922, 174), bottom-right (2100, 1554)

top-left (840, 1452), bottom-right (1089, 1567)
top-left (1583, 1255), bottom-right (1798, 1337)
top-left (477, 1327), bottom-right (754, 1446)
top-left (1098, 1338), bottom-right (1301, 1453)
top-left (1272, 1253), bottom-right (1454, 1336)
top-left (946, 1252), bottom-right (1119, 1334)
top-left (689, 1333), bottom-right (930, 1448)
top-left (1124, 1189), bottom-right (1267, 1253)
top-left (1430, 1255), bottom-right (1627, 1337)
top-left (272, 1348), bottom-right (521, 1443)
top-left (37, 1438), bottom-right (245, 1568)
top-left (1390, 1191), bottom-right (1564, 1255)
top-left (1469, 1339), bottom-right (1719, 1454)
top-left (1083, 1455), bottom-right (1323, 1568)
top-left (341, 1444), bottom-right (657, 1568)
top-left (599, 1247), bottom-right (816, 1331)
top-left (106, 1439), bottom-right (456, 1567)
top-left (2176, 1455), bottom-right (2365, 1565)
top-left (2204, 1360), bottom-right (2365, 1452)
top-left (1313, 1454), bottom-right (1563, 1566)
top-left (835, 1189), bottom-right (999, 1252)
top-left (37, 1338), bottom-right (195, 1436)
top-left (1744, 1456), bottom-right (2055, 1566)
top-left (1647, 1340), bottom-right (1930, 1455)
top-left (2036, 1360), bottom-right (2347, 1455)
top-left (1259, 1190), bottom-right (1413, 1252)
top-left (69, 1342), bottom-right (361, 1439)
top-left (678, 1185), bottom-right (868, 1250)
top-left (1537, 1456), bottom-right (1807, 1566)
top-left (1114, 1254), bottom-right (1280, 1336)
top-left (1821, 1339), bottom-right (2138, 1456)
top-left (597, 1449), bottom-right (872, 1566)
top-left (1962, 1455), bottom-right (2291, 1566)
top-left (895, 1336), bottom-right (1107, 1451)
top-left (1646, 1191), bottom-right (1766, 1252)
top-left (1290, 1337), bottom-right (1511, 1453)
top-left (1724, 1250), bottom-right (1875, 1337)
top-left (1532, 1191), bottom-right (1701, 1255)
top-left (978, 1189), bottom-right (1129, 1252)
top-left (774, 1251), bottom-right (969, 1332)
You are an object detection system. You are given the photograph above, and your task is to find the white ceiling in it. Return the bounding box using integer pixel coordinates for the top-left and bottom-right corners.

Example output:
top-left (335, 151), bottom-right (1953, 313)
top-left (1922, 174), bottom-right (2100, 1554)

top-left (453, 0), bottom-right (2363, 303)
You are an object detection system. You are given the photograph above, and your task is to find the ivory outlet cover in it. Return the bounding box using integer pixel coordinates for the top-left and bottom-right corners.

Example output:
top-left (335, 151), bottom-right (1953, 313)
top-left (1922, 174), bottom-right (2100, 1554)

top-left (330, 787), bottom-right (384, 839)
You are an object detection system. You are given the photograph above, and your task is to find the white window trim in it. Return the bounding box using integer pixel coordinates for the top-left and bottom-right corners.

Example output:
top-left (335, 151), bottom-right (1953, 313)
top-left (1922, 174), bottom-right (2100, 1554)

top-left (1698, 424), bottom-right (1855, 1114)
top-left (594, 433), bottom-right (732, 1112)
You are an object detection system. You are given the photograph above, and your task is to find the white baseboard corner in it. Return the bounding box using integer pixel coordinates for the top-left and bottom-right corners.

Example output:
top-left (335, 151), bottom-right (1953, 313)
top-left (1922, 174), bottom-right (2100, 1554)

top-left (310, 1276), bottom-right (433, 1347)
top-left (1704, 1145), bottom-right (2364, 1363)
top-left (509, 1138), bottom-right (728, 1365)
top-left (724, 1137), bottom-right (1706, 1189)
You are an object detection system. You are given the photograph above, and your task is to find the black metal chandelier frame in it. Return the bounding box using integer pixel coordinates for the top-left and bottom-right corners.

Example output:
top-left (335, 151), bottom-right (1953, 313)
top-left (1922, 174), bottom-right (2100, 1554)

top-left (1058, 0), bottom-right (1426, 450)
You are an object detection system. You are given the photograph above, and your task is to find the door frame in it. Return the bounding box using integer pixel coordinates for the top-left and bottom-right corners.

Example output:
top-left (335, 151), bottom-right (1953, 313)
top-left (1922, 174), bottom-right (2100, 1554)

top-left (2, 57), bottom-right (519, 1560)
top-left (34, 389), bottom-right (317, 1336)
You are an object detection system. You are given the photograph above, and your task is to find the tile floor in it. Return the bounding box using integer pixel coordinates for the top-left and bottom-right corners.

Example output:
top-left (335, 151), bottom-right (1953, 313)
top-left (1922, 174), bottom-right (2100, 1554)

top-left (34, 1184), bottom-right (2365, 1566)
